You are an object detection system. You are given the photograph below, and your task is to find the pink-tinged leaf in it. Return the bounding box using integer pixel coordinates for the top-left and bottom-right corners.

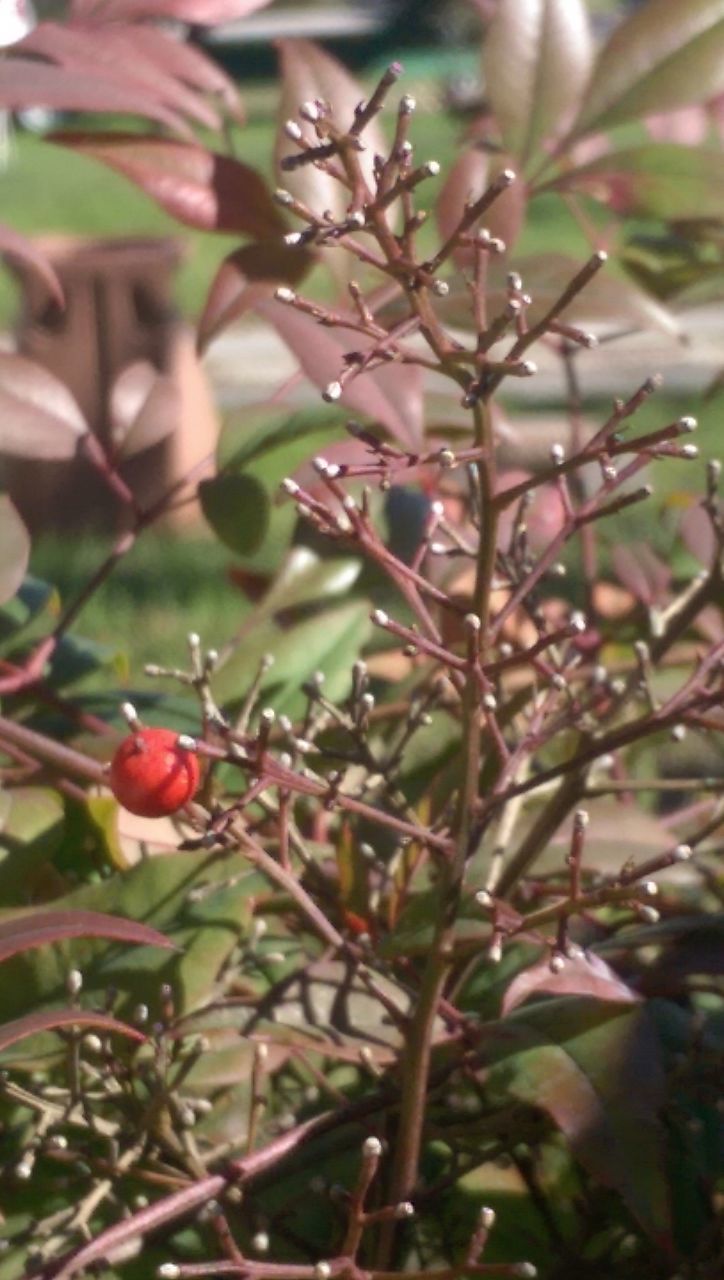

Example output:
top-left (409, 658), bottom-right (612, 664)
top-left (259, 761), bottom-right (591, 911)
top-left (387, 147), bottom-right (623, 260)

top-left (0, 57), bottom-right (189, 134)
top-left (116, 22), bottom-right (244, 123)
top-left (680, 500), bottom-right (717, 567)
top-left (0, 1007), bottom-right (144, 1054)
top-left (0, 908), bottom-right (176, 964)
top-left (496, 470), bottom-right (566, 552)
top-left (574, 0), bottom-right (724, 136)
top-left (0, 353), bottom-right (87, 460)
top-left (484, 1002), bottom-right (671, 1247)
top-left (436, 146), bottom-right (526, 261)
top-left (275, 39), bottom-right (387, 229)
top-left (502, 949), bottom-right (639, 1014)
top-left (0, 494), bottom-right (30, 607)
top-left (198, 239), bottom-right (314, 351)
top-left (612, 543), bottom-right (671, 607)
top-left (110, 362), bottom-right (180, 458)
top-left (645, 104), bottom-right (710, 145)
top-left (20, 21), bottom-right (220, 131)
top-left (549, 143), bottom-right (724, 222)
top-left (51, 133), bottom-right (282, 237)
top-left (256, 297), bottom-right (422, 447)
top-left (0, 223), bottom-right (63, 307)
top-left (482, 0), bottom-right (593, 164)
top-left (80, 0), bottom-right (272, 22)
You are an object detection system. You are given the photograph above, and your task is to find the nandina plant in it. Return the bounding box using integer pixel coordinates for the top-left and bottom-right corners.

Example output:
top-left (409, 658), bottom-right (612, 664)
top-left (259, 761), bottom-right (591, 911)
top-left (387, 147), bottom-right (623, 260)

top-left (0, 4), bottom-right (723, 1280)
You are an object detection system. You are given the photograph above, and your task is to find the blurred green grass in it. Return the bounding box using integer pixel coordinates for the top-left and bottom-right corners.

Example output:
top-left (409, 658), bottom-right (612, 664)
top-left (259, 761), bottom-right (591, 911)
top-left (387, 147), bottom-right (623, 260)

top-left (30, 529), bottom-right (246, 675)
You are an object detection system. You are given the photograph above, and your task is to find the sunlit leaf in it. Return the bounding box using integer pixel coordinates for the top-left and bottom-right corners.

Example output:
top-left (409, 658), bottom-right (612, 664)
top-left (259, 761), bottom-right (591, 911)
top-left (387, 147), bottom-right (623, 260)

top-left (0, 908), bottom-right (175, 964)
top-left (110, 362), bottom-right (180, 458)
top-left (198, 240), bottom-right (314, 351)
top-left (0, 1007), bottom-right (144, 1055)
top-left (275, 39), bottom-right (387, 235)
top-left (51, 133), bottom-right (283, 237)
top-left (22, 21), bottom-right (220, 130)
top-left (214, 598), bottom-right (372, 713)
top-left (0, 353), bottom-right (87, 459)
top-left (574, 0), bottom-right (724, 136)
top-left (0, 57), bottom-right (189, 133)
top-left (0, 496), bottom-right (30, 608)
top-left (255, 298), bottom-right (423, 445)
top-left (502, 949), bottom-right (639, 1014)
top-left (550, 143), bottom-right (724, 221)
top-left (483, 0), bottom-right (592, 163)
top-left (86, 0), bottom-right (272, 22)
top-left (436, 146), bottom-right (526, 259)
top-left (0, 852), bottom-right (262, 1024)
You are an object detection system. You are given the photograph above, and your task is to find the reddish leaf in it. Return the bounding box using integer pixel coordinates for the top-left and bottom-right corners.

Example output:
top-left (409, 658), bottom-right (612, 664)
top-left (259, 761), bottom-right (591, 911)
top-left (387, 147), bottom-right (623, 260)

top-left (275, 39), bottom-right (387, 233)
top-left (612, 542), bottom-right (671, 607)
top-left (436, 146), bottom-right (526, 262)
top-left (483, 0), bottom-right (592, 164)
top-left (256, 297), bottom-right (423, 446)
top-left (645, 104), bottom-right (710, 145)
top-left (574, 0), bottom-right (724, 136)
top-left (502, 949), bottom-right (639, 1014)
top-left (680, 500), bottom-right (717, 567)
top-left (50, 132), bottom-right (282, 237)
top-left (116, 22), bottom-right (244, 123)
top-left (0, 908), bottom-right (176, 965)
top-left (79, 0), bottom-right (272, 22)
top-left (0, 353), bottom-right (87, 460)
top-left (483, 1001), bottom-right (671, 1246)
top-left (0, 1007), bottom-right (144, 1054)
top-left (0, 495), bottom-right (30, 607)
top-left (21, 21), bottom-right (220, 130)
top-left (0, 223), bottom-right (63, 307)
top-left (110, 362), bottom-right (180, 458)
top-left (198, 239), bottom-right (314, 351)
top-left (0, 57), bottom-right (189, 134)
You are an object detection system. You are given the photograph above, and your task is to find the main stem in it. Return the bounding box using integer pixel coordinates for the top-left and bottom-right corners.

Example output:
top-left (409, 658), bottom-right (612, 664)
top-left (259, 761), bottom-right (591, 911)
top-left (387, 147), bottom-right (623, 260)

top-left (378, 400), bottom-right (498, 1259)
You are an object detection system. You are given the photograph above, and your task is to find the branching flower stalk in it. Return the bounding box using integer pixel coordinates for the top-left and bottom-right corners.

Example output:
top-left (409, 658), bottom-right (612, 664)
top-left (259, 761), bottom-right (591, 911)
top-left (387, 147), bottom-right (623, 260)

top-left (255, 66), bottom-right (722, 1253)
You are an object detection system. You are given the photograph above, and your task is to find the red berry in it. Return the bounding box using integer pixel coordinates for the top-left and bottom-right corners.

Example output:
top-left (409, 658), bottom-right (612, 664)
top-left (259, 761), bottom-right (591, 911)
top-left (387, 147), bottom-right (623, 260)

top-left (109, 728), bottom-right (200, 818)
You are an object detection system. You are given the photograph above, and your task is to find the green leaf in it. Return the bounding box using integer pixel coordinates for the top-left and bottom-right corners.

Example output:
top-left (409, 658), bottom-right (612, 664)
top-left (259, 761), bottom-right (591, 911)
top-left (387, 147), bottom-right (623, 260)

top-left (214, 599), bottom-right (372, 717)
top-left (0, 851), bottom-right (264, 1031)
top-left (199, 472), bottom-right (270, 556)
top-left (0, 495), bottom-right (30, 608)
top-left (0, 577), bottom-right (59, 654)
top-left (218, 404), bottom-right (343, 473)
top-left (551, 143), bottom-right (724, 222)
top-left (574, 0), bottom-right (724, 136)
top-left (483, 0), bottom-right (592, 165)
top-left (0, 788), bottom-right (65, 902)
top-left (212, 406), bottom-right (344, 574)
top-left (381, 889), bottom-right (487, 959)
top-left (481, 999), bottom-right (672, 1246)
top-left (254, 547), bottom-right (361, 620)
